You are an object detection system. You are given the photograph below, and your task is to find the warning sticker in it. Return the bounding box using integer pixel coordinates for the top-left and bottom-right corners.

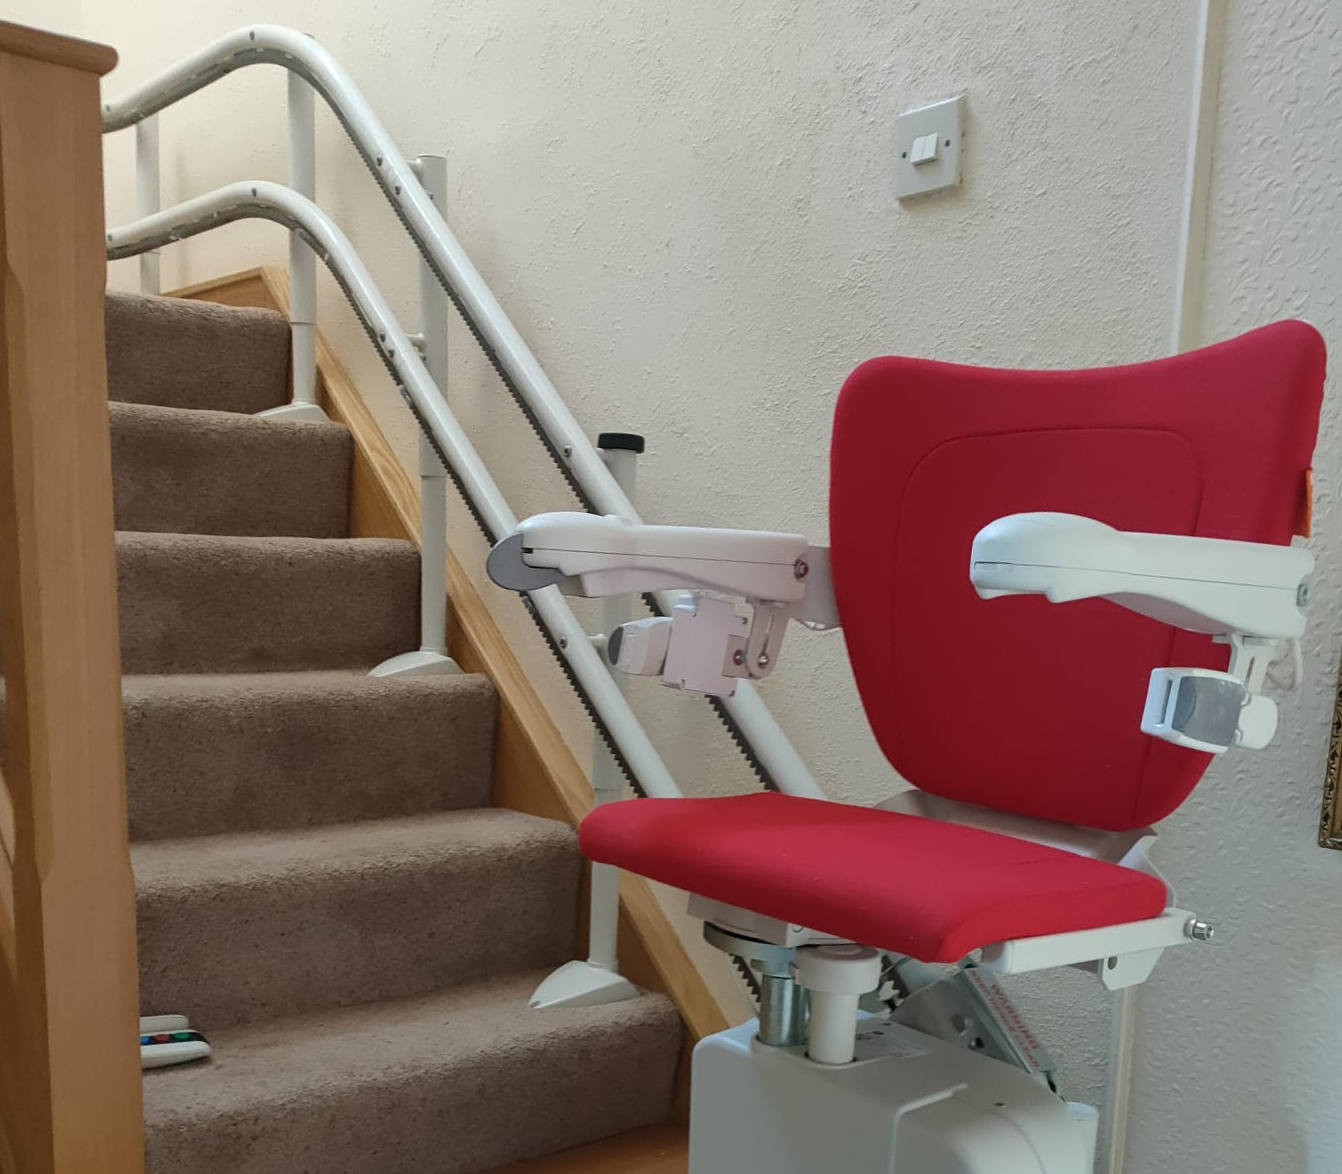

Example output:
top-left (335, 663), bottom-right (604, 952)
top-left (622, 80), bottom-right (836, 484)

top-left (852, 1024), bottom-right (931, 1063)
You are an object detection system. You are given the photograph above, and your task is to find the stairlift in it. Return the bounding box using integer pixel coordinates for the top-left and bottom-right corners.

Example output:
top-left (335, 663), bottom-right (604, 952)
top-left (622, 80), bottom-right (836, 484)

top-left (488, 321), bottom-right (1326, 1174)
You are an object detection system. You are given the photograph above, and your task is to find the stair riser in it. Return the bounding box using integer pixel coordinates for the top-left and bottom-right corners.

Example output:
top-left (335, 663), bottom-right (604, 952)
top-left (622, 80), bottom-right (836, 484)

top-left (116, 535), bottom-right (420, 674)
top-left (107, 292), bottom-right (291, 414)
top-left (124, 676), bottom-right (498, 841)
top-left (111, 404), bottom-right (352, 538)
top-left (136, 835), bottom-right (581, 1028)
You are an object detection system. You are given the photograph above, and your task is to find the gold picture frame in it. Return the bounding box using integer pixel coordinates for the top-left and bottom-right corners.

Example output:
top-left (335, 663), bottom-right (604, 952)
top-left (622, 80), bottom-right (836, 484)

top-left (1321, 655), bottom-right (1342, 849)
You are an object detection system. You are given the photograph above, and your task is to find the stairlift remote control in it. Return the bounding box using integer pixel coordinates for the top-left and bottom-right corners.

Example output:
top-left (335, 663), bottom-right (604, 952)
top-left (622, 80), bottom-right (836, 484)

top-left (140, 1015), bottom-right (212, 1069)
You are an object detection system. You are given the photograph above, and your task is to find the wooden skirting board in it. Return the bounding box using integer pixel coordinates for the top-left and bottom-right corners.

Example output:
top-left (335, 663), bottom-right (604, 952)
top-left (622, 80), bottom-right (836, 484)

top-left (496, 1125), bottom-right (688, 1174)
top-left (170, 266), bottom-right (723, 1154)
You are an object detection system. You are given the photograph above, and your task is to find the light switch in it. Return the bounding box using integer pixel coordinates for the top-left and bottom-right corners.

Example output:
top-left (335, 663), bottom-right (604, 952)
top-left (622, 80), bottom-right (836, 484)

top-left (895, 95), bottom-right (965, 200)
top-left (910, 132), bottom-right (939, 165)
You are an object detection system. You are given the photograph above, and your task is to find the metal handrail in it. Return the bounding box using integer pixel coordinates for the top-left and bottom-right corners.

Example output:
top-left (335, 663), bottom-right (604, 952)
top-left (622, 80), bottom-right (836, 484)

top-left (101, 23), bottom-right (823, 801)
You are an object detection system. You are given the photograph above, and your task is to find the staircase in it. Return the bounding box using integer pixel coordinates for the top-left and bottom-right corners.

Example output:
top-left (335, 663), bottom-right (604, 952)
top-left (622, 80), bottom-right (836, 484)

top-left (104, 290), bottom-right (683, 1174)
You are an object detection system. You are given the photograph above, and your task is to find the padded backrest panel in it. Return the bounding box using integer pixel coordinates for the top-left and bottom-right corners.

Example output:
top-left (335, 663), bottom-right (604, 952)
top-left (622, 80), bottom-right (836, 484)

top-left (829, 321), bottom-right (1325, 830)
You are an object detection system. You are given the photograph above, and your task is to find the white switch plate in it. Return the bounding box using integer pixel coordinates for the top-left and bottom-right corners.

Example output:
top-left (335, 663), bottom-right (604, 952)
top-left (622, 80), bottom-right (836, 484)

top-left (895, 95), bottom-right (965, 200)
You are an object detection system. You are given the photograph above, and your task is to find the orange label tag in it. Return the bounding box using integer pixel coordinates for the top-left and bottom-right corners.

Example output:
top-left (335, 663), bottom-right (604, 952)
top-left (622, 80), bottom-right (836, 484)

top-left (1296, 468), bottom-right (1314, 538)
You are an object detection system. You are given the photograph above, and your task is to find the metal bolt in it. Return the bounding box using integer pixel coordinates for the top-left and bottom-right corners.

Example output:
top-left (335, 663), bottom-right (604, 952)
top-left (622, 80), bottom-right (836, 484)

top-left (562, 445), bottom-right (573, 459)
top-left (1298, 582), bottom-right (1310, 607)
top-left (1186, 918), bottom-right (1215, 943)
top-left (558, 636), bottom-right (568, 650)
top-left (756, 652), bottom-right (771, 669)
top-left (732, 649), bottom-right (745, 666)
top-left (794, 558), bottom-right (809, 580)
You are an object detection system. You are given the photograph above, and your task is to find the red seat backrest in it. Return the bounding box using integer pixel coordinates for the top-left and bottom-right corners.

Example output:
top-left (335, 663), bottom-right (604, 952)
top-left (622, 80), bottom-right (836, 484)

top-left (829, 321), bottom-right (1325, 831)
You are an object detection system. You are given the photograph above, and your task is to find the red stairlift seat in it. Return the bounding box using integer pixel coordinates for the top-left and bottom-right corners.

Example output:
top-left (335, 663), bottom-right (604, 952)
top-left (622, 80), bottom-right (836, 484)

top-left (581, 321), bottom-right (1326, 964)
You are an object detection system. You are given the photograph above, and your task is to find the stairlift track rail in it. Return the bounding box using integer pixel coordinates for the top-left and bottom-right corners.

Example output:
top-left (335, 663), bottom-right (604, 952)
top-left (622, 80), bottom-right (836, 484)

top-left (99, 20), bottom-right (821, 810)
top-left (101, 24), bottom-right (823, 807)
top-left (106, 180), bottom-right (680, 802)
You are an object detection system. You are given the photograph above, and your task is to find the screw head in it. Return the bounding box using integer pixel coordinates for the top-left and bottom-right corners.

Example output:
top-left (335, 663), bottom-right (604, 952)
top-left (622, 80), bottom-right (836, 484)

top-left (756, 652), bottom-right (771, 669)
top-left (732, 649), bottom-right (745, 666)
top-left (794, 558), bottom-right (809, 580)
top-left (558, 636), bottom-right (568, 650)
top-left (1186, 918), bottom-right (1215, 943)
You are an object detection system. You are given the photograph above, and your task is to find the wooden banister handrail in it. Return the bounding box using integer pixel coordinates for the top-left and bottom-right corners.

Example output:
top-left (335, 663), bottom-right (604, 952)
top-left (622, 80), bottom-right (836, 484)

top-left (0, 21), bottom-right (117, 75)
top-left (0, 21), bottom-right (143, 1174)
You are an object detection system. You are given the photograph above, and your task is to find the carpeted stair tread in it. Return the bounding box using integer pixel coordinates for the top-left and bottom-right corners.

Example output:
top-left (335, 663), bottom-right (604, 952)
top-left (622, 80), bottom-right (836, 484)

top-left (142, 971), bottom-right (683, 1174)
top-left (106, 292), bottom-right (291, 414)
top-left (116, 532), bottom-right (420, 674)
top-left (123, 671), bottom-right (498, 841)
top-left (111, 401), bottom-right (352, 538)
top-left (134, 809), bottom-right (582, 1029)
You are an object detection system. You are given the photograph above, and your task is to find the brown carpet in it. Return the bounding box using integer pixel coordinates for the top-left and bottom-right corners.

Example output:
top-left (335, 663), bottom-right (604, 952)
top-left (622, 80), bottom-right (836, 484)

top-left (122, 672), bottom-right (499, 840)
top-left (142, 973), bottom-right (683, 1174)
top-left (103, 292), bottom-right (681, 1172)
top-left (107, 292), bottom-right (292, 414)
top-left (111, 401), bottom-right (352, 538)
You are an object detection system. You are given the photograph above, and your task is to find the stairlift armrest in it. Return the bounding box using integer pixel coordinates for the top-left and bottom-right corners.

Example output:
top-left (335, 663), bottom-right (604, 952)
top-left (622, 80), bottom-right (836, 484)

top-left (969, 512), bottom-right (1314, 753)
top-left (969, 512), bottom-right (1312, 638)
top-left (489, 511), bottom-right (818, 602)
top-left (487, 512), bottom-right (837, 696)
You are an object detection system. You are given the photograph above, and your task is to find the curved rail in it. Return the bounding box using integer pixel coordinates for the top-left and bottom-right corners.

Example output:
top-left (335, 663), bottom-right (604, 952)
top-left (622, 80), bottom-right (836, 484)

top-left (107, 180), bottom-right (682, 801)
top-left (102, 24), bottom-right (823, 800)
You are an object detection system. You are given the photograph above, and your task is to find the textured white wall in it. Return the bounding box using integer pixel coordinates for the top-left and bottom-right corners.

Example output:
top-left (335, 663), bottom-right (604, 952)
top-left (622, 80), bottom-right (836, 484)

top-left (17, 0), bottom-right (1342, 1168)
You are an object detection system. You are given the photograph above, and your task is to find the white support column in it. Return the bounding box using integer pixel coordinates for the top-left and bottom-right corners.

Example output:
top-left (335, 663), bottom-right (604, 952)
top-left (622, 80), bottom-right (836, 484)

top-left (530, 434), bottom-right (644, 1009)
top-left (135, 116), bottom-right (161, 294)
top-left (260, 72), bottom-right (327, 422)
top-left (370, 154), bottom-right (462, 680)
top-left (794, 944), bottom-right (882, 1066)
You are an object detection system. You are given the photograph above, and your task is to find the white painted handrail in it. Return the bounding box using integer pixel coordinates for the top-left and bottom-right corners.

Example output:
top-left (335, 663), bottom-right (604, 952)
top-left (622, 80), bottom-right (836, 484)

top-left (107, 180), bottom-right (682, 801)
top-left (101, 23), bottom-right (823, 801)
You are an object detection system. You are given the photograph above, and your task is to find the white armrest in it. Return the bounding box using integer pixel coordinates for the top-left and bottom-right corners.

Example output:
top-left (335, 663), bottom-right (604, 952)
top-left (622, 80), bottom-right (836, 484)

top-left (498, 511), bottom-right (811, 602)
top-left (969, 512), bottom-right (1311, 638)
top-left (487, 512), bottom-right (837, 696)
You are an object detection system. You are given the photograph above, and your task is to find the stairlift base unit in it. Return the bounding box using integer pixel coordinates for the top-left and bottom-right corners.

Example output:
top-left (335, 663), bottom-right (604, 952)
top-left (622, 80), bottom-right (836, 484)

top-left (690, 1020), bottom-right (1097, 1174)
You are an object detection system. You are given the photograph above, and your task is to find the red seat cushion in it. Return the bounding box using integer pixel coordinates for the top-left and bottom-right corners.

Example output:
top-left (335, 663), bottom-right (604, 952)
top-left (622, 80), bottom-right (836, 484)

top-left (581, 793), bottom-right (1167, 962)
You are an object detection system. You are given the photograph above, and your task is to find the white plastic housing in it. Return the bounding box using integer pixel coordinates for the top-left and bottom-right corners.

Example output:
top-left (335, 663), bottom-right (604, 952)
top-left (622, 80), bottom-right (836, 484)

top-left (528, 958), bottom-right (639, 1010)
top-left (608, 616), bottom-right (673, 675)
top-left (1141, 666), bottom-right (1278, 752)
top-left (970, 512), bottom-right (1311, 638)
top-left (515, 512), bottom-right (809, 602)
top-left (690, 1019), bottom-right (1098, 1174)
top-left (662, 595), bottom-right (748, 696)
